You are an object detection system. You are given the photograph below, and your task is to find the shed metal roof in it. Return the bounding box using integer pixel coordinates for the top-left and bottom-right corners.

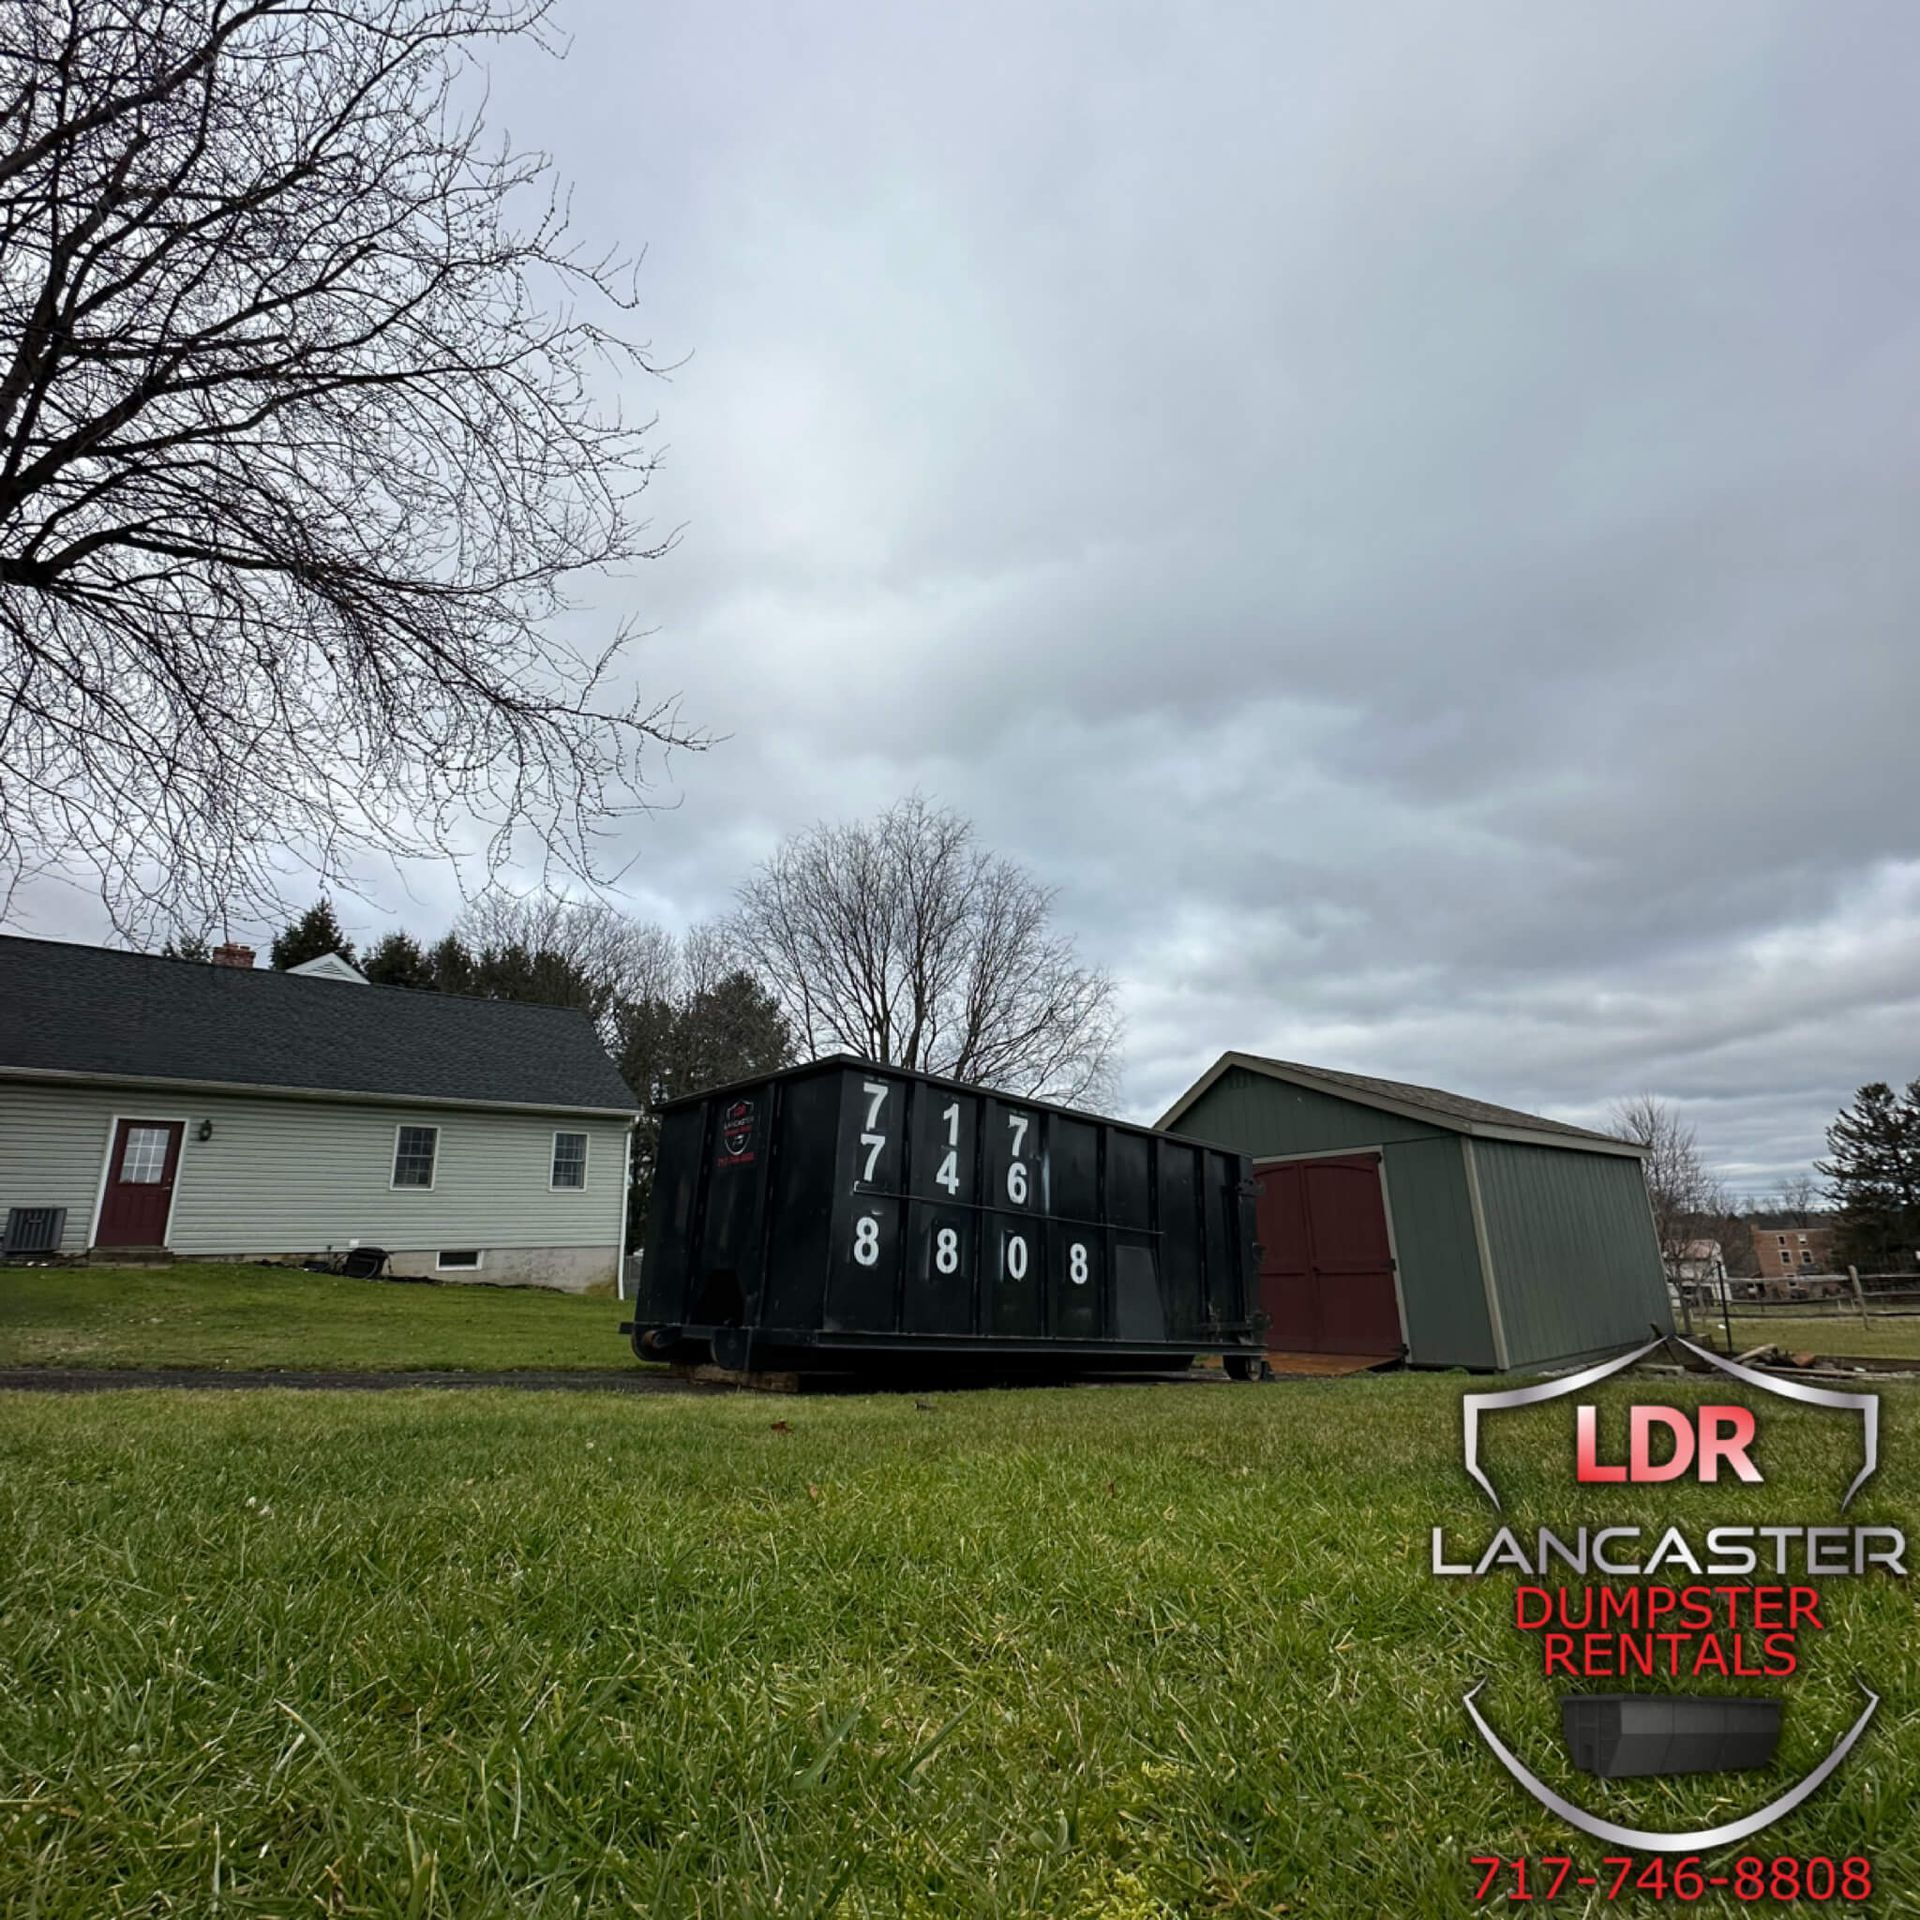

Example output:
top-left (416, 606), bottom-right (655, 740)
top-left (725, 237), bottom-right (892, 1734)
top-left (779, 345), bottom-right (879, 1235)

top-left (1157, 1050), bottom-right (1643, 1157)
top-left (0, 934), bottom-right (638, 1115)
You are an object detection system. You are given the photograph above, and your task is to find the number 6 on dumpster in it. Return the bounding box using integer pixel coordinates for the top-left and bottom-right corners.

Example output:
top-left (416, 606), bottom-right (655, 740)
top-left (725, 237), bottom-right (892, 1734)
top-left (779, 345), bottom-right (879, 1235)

top-left (1005, 1111), bottom-right (1031, 1205)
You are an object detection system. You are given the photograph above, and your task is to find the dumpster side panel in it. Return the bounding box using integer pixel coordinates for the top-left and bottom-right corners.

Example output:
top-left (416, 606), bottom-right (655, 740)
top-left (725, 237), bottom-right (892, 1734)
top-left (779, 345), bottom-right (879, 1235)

top-left (1044, 1112), bottom-right (1102, 1341)
top-left (981, 1210), bottom-right (1041, 1336)
top-left (761, 1070), bottom-right (841, 1332)
top-left (636, 1104), bottom-right (705, 1324)
top-left (694, 1090), bottom-right (769, 1328)
top-left (1113, 1235), bottom-right (1166, 1341)
top-left (1107, 1130), bottom-right (1152, 1230)
top-left (909, 1079), bottom-right (979, 1206)
top-left (904, 1199), bottom-right (978, 1334)
top-left (1158, 1141), bottom-right (1203, 1338)
top-left (983, 1094), bottom-right (1044, 1222)
top-left (824, 1067), bottom-right (911, 1331)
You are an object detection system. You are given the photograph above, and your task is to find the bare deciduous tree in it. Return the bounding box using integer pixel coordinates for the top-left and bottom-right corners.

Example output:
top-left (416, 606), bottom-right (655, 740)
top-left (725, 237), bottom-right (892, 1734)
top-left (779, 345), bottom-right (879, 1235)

top-left (732, 795), bottom-right (1122, 1105)
top-left (0, 0), bottom-right (697, 940)
top-left (1610, 1093), bottom-right (1732, 1333)
top-left (454, 888), bottom-right (677, 1029)
top-left (1773, 1172), bottom-right (1819, 1224)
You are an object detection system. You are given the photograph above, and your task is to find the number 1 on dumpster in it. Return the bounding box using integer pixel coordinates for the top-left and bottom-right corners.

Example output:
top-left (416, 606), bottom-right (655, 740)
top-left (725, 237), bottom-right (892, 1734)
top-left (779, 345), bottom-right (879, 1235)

top-left (936, 1101), bottom-right (961, 1195)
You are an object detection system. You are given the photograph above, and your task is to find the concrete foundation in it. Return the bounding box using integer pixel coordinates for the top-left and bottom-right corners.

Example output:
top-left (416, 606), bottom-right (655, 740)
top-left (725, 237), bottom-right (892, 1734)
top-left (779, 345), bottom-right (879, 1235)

top-left (380, 1245), bottom-right (616, 1292)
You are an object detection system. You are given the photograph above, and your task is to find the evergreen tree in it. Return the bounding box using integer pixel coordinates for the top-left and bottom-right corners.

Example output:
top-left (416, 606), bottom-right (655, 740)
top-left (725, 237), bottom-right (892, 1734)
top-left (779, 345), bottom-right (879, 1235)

top-left (616, 968), bottom-right (793, 1245)
top-left (363, 931), bottom-right (435, 989)
top-left (158, 932), bottom-right (211, 961)
top-left (675, 971), bottom-right (794, 1097)
top-left (470, 942), bottom-right (603, 1017)
top-left (428, 934), bottom-right (476, 996)
top-left (270, 898), bottom-right (356, 970)
top-left (1817, 1080), bottom-right (1920, 1274)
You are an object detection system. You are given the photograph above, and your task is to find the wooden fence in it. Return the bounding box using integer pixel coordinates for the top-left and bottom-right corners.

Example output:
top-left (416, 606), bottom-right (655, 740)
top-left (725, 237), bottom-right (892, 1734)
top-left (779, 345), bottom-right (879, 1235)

top-left (1674, 1269), bottom-right (1920, 1349)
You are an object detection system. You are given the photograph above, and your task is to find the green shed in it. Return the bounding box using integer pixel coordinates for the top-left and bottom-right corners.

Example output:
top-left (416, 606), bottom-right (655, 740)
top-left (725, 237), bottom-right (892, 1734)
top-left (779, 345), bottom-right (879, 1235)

top-left (1158, 1053), bottom-right (1673, 1372)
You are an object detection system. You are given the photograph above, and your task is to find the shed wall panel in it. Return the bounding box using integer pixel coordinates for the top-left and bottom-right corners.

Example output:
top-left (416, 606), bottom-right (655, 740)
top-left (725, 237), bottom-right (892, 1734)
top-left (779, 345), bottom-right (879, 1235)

top-left (0, 1080), bottom-right (627, 1269)
top-left (1471, 1139), bottom-right (1672, 1365)
top-left (1380, 1137), bottom-right (1498, 1368)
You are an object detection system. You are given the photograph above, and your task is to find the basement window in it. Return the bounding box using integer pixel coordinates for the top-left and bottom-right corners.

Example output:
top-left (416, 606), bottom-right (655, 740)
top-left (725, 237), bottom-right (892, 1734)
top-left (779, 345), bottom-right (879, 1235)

top-left (436, 1250), bottom-right (483, 1272)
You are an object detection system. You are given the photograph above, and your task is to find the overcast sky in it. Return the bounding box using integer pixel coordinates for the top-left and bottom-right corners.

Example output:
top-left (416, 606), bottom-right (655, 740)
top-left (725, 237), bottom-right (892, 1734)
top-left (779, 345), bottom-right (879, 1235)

top-left (14, 1), bottom-right (1920, 1197)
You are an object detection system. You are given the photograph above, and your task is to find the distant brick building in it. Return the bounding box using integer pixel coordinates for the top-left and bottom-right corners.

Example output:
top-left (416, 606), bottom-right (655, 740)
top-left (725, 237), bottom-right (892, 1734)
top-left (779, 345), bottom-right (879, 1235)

top-left (1753, 1221), bottom-right (1835, 1279)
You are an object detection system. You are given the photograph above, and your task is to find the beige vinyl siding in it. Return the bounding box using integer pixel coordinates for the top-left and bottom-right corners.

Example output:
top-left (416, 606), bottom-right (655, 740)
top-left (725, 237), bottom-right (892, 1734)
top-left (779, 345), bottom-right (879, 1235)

top-left (0, 1079), bottom-right (629, 1258)
top-left (0, 1081), bottom-right (127, 1252)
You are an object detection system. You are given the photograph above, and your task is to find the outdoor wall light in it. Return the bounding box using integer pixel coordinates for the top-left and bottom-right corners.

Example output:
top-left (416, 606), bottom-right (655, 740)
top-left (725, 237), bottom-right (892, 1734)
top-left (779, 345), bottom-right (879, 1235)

top-left (197, 1119), bottom-right (214, 1142)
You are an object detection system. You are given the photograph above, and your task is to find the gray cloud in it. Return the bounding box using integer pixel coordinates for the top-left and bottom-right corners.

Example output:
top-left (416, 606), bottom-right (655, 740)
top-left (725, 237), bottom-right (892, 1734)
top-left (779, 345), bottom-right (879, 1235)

top-left (13, 0), bottom-right (1920, 1197)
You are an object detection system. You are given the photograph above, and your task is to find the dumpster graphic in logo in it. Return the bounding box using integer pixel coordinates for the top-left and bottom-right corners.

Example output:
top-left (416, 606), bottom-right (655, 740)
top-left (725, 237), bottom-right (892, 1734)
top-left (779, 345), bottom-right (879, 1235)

top-left (1434, 1337), bottom-right (1899, 1853)
top-left (719, 1098), bottom-right (756, 1165)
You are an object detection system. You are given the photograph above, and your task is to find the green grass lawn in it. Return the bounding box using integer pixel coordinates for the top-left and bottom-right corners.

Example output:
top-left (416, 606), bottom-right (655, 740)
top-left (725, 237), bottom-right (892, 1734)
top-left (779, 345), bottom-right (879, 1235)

top-left (2, 1375), bottom-right (1915, 1916)
top-left (1686, 1310), bottom-right (1920, 1363)
top-left (0, 1261), bottom-right (634, 1372)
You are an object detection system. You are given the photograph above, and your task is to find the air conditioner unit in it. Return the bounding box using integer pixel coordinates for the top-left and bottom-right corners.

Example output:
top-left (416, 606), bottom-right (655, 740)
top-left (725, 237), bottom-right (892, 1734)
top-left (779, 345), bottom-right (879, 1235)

top-left (3, 1207), bottom-right (68, 1258)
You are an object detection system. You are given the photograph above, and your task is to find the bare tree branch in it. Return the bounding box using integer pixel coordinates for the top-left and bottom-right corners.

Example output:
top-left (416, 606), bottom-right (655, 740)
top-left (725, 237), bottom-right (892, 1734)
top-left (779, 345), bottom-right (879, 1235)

top-left (1610, 1093), bottom-right (1732, 1313)
top-left (0, 0), bottom-right (700, 938)
top-left (731, 795), bottom-right (1122, 1106)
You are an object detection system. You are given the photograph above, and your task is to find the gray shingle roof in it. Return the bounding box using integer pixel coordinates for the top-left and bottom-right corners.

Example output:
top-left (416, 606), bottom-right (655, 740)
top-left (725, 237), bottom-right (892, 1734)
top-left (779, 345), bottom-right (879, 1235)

top-left (0, 935), bottom-right (638, 1113)
top-left (1243, 1054), bottom-right (1627, 1145)
top-left (1161, 1050), bottom-right (1638, 1153)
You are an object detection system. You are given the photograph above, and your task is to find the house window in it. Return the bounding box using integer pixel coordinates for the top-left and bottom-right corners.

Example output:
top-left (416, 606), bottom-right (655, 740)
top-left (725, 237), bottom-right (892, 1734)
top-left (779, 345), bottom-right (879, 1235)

top-left (551, 1131), bottom-right (589, 1189)
top-left (392, 1126), bottom-right (438, 1188)
top-left (1800, 1250), bottom-right (1814, 1265)
top-left (436, 1250), bottom-right (483, 1271)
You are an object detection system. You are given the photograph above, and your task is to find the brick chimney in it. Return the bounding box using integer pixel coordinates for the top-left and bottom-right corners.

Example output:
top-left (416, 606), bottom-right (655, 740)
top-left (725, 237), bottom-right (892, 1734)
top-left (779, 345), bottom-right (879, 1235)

top-left (211, 942), bottom-right (256, 969)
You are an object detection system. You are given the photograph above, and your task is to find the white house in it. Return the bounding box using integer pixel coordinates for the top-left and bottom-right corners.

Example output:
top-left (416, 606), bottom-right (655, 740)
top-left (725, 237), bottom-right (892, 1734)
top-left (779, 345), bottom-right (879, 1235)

top-left (0, 935), bottom-right (638, 1290)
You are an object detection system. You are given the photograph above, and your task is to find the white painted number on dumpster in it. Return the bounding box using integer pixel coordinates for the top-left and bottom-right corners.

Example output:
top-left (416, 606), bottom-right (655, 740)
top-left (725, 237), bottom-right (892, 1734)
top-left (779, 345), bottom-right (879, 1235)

top-left (1006, 1112), bottom-right (1030, 1205)
top-left (935, 1226), bottom-right (960, 1274)
top-left (936, 1102), bottom-right (961, 1194)
top-left (853, 1215), bottom-right (881, 1266)
top-left (860, 1080), bottom-right (889, 1183)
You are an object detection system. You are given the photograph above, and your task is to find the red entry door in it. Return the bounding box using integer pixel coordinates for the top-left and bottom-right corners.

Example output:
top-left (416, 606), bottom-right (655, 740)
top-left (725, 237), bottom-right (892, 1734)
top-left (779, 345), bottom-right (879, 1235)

top-left (95, 1119), bottom-right (185, 1246)
top-left (1254, 1154), bottom-right (1402, 1354)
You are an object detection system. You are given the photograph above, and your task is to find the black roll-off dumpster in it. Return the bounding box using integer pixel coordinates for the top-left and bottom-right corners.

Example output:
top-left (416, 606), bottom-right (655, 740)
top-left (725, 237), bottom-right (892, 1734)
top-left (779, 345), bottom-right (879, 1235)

top-left (629, 1055), bottom-right (1267, 1377)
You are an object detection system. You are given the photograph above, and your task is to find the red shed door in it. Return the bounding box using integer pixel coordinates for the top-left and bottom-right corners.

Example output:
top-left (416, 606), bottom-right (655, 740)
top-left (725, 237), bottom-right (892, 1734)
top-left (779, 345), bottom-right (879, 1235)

top-left (1254, 1153), bottom-right (1402, 1356)
top-left (95, 1119), bottom-right (184, 1247)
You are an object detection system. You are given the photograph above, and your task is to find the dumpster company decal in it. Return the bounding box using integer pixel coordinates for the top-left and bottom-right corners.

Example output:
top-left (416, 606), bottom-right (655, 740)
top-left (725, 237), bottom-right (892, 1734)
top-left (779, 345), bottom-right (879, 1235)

top-left (719, 1098), bottom-right (757, 1165)
top-left (1431, 1337), bottom-right (1901, 1897)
